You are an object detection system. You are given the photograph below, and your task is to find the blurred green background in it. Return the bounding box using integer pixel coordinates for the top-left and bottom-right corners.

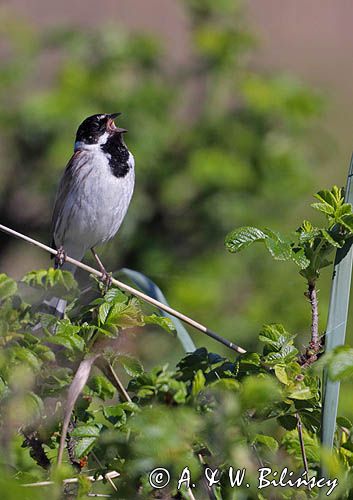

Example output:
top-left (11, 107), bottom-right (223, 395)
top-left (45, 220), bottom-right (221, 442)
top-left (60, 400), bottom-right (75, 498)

top-left (0, 0), bottom-right (352, 394)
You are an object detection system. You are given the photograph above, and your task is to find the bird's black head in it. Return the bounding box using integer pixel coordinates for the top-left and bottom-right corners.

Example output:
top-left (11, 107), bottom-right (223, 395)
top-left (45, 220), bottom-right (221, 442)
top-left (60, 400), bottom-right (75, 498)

top-left (75, 113), bottom-right (127, 147)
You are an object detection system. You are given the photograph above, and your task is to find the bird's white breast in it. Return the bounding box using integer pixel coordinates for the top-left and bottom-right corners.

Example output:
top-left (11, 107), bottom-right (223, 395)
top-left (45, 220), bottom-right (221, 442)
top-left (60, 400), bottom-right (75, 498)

top-left (56, 146), bottom-right (135, 260)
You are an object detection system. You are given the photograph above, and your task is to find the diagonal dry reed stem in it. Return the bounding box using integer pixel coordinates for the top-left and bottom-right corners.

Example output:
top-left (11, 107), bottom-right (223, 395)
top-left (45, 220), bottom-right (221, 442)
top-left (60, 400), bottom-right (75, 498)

top-left (0, 223), bottom-right (246, 354)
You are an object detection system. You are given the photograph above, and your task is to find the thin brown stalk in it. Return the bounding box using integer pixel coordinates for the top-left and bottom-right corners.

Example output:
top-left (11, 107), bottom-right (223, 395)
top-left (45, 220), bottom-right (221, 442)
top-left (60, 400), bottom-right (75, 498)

top-left (300, 281), bottom-right (322, 367)
top-left (296, 413), bottom-right (310, 490)
top-left (107, 363), bottom-right (132, 403)
top-left (307, 282), bottom-right (319, 348)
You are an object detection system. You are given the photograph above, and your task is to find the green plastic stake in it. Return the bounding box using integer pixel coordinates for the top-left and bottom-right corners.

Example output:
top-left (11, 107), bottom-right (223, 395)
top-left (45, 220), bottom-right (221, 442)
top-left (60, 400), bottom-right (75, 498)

top-left (321, 153), bottom-right (353, 450)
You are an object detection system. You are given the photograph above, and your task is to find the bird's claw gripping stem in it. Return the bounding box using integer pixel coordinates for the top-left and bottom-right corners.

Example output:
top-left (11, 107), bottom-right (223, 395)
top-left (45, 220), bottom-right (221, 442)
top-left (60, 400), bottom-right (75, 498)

top-left (55, 246), bottom-right (66, 268)
top-left (100, 270), bottom-right (113, 292)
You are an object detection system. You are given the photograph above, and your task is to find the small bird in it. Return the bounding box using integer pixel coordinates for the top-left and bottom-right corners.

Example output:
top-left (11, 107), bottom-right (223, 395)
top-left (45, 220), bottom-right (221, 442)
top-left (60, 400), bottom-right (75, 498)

top-left (51, 113), bottom-right (135, 281)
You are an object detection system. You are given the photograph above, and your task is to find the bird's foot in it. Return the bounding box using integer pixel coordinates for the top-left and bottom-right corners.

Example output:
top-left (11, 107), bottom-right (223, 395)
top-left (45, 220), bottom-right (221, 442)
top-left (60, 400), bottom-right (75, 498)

top-left (100, 269), bottom-right (113, 293)
top-left (55, 246), bottom-right (66, 268)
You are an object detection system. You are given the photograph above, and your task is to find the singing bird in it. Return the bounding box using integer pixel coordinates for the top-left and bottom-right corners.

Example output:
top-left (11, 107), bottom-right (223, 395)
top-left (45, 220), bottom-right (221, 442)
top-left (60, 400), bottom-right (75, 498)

top-left (51, 113), bottom-right (135, 281)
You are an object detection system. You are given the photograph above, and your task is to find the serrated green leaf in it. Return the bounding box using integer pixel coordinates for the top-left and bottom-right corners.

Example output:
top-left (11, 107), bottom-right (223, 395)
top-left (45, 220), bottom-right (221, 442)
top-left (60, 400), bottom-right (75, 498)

top-left (103, 287), bottom-right (127, 303)
top-left (144, 314), bottom-right (175, 333)
top-left (321, 229), bottom-right (342, 248)
top-left (71, 424), bottom-right (101, 438)
top-left (0, 274), bottom-right (17, 300)
top-left (259, 324), bottom-right (294, 350)
top-left (239, 352), bottom-right (261, 366)
top-left (118, 355), bottom-right (144, 377)
top-left (225, 226), bottom-right (267, 253)
top-left (107, 301), bottom-right (144, 329)
top-left (263, 345), bottom-right (298, 365)
top-left (88, 375), bottom-right (115, 399)
top-left (265, 236), bottom-right (292, 261)
top-left (314, 189), bottom-right (338, 208)
top-left (98, 302), bottom-right (111, 325)
top-left (336, 203), bottom-right (352, 218)
top-left (44, 320), bottom-right (84, 351)
top-left (311, 202), bottom-right (335, 216)
top-left (74, 437), bottom-right (97, 458)
top-left (340, 214), bottom-right (353, 233)
top-left (291, 248), bottom-right (310, 269)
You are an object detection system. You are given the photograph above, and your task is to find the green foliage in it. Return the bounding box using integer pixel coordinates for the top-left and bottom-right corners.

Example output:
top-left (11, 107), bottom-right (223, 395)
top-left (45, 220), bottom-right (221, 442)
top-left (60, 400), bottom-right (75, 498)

top-left (0, 251), bottom-right (351, 497)
top-left (226, 186), bottom-right (353, 284)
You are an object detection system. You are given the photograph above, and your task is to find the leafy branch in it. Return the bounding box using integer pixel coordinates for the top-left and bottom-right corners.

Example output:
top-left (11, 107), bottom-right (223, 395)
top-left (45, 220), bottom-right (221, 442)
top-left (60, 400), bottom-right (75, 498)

top-left (225, 186), bottom-right (353, 364)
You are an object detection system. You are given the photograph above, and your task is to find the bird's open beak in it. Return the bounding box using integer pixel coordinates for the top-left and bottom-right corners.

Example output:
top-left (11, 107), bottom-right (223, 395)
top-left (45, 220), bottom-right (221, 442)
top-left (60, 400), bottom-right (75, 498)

top-left (107, 113), bottom-right (127, 133)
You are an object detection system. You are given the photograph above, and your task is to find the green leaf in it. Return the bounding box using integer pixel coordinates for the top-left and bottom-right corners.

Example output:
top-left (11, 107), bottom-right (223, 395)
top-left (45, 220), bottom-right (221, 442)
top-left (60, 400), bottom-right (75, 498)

top-left (336, 203), bottom-right (352, 218)
top-left (106, 301), bottom-right (144, 329)
top-left (71, 424), bottom-right (101, 438)
top-left (22, 268), bottom-right (77, 291)
top-left (277, 415), bottom-right (298, 431)
top-left (259, 324), bottom-right (294, 350)
top-left (253, 434), bottom-right (278, 453)
top-left (264, 233), bottom-right (292, 261)
top-left (191, 369), bottom-right (206, 397)
top-left (144, 314), bottom-right (175, 333)
top-left (263, 345), bottom-right (298, 365)
top-left (98, 302), bottom-right (111, 325)
top-left (337, 416), bottom-right (352, 430)
top-left (321, 229), bottom-right (342, 248)
top-left (117, 355), bottom-right (144, 377)
top-left (11, 346), bottom-right (41, 370)
top-left (311, 202), bottom-right (335, 216)
top-left (88, 375), bottom-right (115, 400)
top-left (314, 189), bottom-right (339, 209)
top-left (0, 274), bottom-right (17, 300)
top-left (340, 214), bottom-right (353, 233)
top-left (74, 437), bottom-right (97, 458)
top-left (288, 386), bottom-right (313, 400)
top-left (225, 226), bottom-right (267, 253)
top-left (274, 365), bottom-right (289, 385)
top-left (44, 320), bottom-right (84, 351)
top-left (291, 248), bottom-right (310, 269)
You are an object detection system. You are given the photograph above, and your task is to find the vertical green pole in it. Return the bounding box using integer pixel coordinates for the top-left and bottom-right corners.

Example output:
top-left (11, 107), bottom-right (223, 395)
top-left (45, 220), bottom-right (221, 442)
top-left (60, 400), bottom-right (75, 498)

top-left (321, 154), bottom-right (353, 449)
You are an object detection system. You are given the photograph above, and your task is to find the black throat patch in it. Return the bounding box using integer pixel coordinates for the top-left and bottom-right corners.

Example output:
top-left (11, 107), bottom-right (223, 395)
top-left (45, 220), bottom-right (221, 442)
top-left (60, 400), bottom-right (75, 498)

top-left (101, 135), bottom-right (131, 178)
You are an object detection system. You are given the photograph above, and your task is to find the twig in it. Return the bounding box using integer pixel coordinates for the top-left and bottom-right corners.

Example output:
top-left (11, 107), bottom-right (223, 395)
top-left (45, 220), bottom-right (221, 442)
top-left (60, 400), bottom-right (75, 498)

top-left (300, 281), bottom-right (322, 367)
top-left (307, 282), bottom-right (319, 348)
top-left (296, 413), bottom-right (310, 490)
top-left (198, 453), bottom-right (217, 500)
top-left (104, 362), bottom-right (132, 403)
top-left (0, 223), bottom-right (246, 354)
top-left (58, 354), bottom-right (101, 466)
top-left (22, 470), bottom-right (120, 488)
